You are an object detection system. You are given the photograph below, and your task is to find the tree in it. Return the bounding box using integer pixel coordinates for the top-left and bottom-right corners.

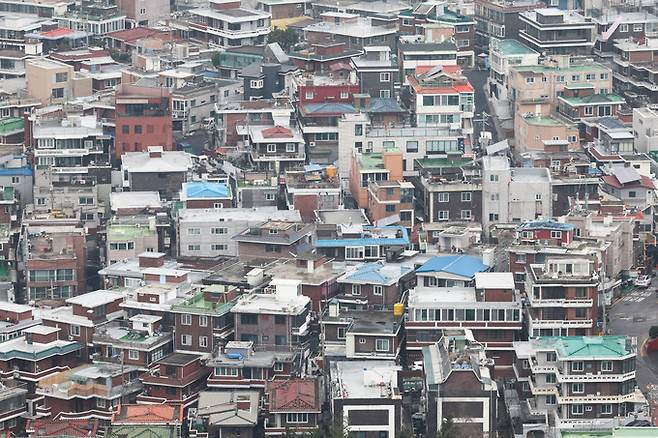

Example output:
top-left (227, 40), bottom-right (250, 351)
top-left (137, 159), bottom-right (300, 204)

top-left (436, 417), bottom-right (456, 438)
top-left (268, 27), bottom-right (299, 51)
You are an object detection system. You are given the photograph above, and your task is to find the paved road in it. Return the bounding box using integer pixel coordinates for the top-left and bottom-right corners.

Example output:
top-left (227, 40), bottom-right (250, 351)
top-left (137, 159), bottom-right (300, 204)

top-left (463, 69), bottom-right (499, 146)
top-left (607, 284), bottom-right (658, 398)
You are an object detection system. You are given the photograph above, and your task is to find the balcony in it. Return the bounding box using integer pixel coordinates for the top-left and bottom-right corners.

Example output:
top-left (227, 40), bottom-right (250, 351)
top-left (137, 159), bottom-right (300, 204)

top-left (529, 318), bottom-right (593, 328)
top-left (530, 359), bottom-right (559, 375)
top-left (188, 21), bottom-right (270, 39)
top-left (557, 371), bottom-right (636, 383)
top-left (528, 377), bottom-right (558, 396)
top-left (557, 390), bottom-right (642, 404)
top-left (529, 297), bottom-right (594, 308)
top-left (250, 149), bottom-right (305, 162)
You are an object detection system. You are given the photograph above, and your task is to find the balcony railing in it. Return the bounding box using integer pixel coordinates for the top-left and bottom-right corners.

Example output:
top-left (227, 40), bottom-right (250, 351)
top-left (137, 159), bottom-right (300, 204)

top-left (250, 150), bottom-right (305, 162)
top-left (557, 371), bottom-right (636, 383)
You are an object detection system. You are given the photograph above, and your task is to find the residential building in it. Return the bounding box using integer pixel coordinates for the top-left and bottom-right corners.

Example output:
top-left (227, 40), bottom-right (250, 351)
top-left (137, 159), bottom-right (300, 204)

top-left (25, 58), bottom-right (92, 105)
top-left (231, 279), bottom-right (311, 349)
top-left (26, 418), bottom-right (100, 438)
top-left (594, 11), bottom-right (658, 56)
top-left (525, 257), bottom-right (601, 337)
top-left (329, 360), bottom-right (402, 437)
top-left (482, 155), bottom-right (552, 234)
top-left (171, 78), bottom-right (241, 133)
top-left (241, 60), bottom-right (297, 101)
top-left (178, 208), bottom-right (300, 258)
top-left (314, 224), bottom-right (410, 262)
top-left (55, 0), bottom-right (126, 35)
top-left (518, 8), bottom-right (595, 56)
top-left (633, 107), bottom-right (658, 154)
top-left (35, 363), bottom-right (142, 420)
top-left (473, 0), bottom-right (543, 52)
top-left (398, 40), bottom-right (458, 81)
top-left (367, 180), bottom-right (415, 228)
top-left (336, 261), bottom-right (415, 309)
top-left (121, 147), bottom-right (194, 200)
top-left (232, 221), bottom-right (313, 262)
top-left (189, 391), bottom-right (259, 438)
top-left (0, 379), bottom-right (27, 435)
top-left (509, 336), bottom-right (648, 438)
top-left (351, 46), bottom-right (398, 98)
top-left (415, 254), bottom-right (489, 288)
top-left (422, 329), bottom-right (498, 437)
top-left (242, 124), bottom-right (306, 173)
top-left (115, 84), bottom-right (174, 159)
top-left (303, 12), bottom-right (398, 51)
top-left (106, 223), bottom-right (159, 265)
top-left (601, 166), bottom-right (656, 211)
top-left (22, 224), bottom-right (87, 302)
top-left (117, 0), bottom-right (170, 26)
top-left (557, 87), bottom-right (626, 122)
top-left (179, 181), bottom-right (233, 209)
top-left (188, 0), bottom-right (271, 48)
top-left (612, 38), bottom-right (658, 104)
top-left (138, 353), bottom-right (210, 406)
top-left (284, 166), bottom-right (341, 222)
top-left (514, 113), bottom-right (579, 153)
top-left (0, 155), bottom-right (33, 206)
top-left (207, 341), bottom-right (299, 389)
top-left (264, 378), bottom-right (321, 435)
top-left (488, 39), bottom-right (539, 101)
top-left (349, 148), bottom-right (404, 209)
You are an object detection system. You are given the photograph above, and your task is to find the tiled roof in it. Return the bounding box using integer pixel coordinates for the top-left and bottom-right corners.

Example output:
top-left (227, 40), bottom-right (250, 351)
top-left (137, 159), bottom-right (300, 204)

top-left (113, 404), bottom-right (183, 425)
top-left (261, 125), bottom-right (293, 138)
top-left (267, 378), bottom-right (321, 412)
top-left (302, 102), bottom-right (356, 115)
top-left (602, 174), bottom-right (655, 190)
top-left (416, 255), bottom-right (489, 277)
top-left (28, 419), bottom-right (99, 437)
top-left (535, 336), bottom-right (632, 358)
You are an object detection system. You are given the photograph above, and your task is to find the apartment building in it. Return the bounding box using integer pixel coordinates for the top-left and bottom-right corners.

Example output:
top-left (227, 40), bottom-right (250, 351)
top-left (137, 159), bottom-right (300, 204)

top-left (115, 84), bottom-right (174, 158)
top-left (25, 58), bottom-right (92, 105)
top-left (473, 0), bottom-right (543, 52)
top-left (117, 0), bottom-right (170, 26)
top-left (188, 0), bottom-right (271, 48)
top-left (303, 12), bottom-right (398, 51)
top-left (514, 113), bottom-right (579, 153)
top-left (518, 8), bottom-right (595, 56)
top-left (398, 40), bottom-right (458, 81)
top-left (121, 147), bottom-right (194, 200)
top-left (351, 46), bottom-right (398, 99)
top-left (367, 180), bottom-right (415, 228)
top-left (594, 11), bottom-right (658, 55)
top-left (488, 39), bottom-right (539, 101)
top-left (423, 329), bottom-right (498, 437)
top-left (525, 257), bottom-right (601, 337)
top-left (178, 207), bottom-right (300, 258)
top-left (482, 156), bottom-right (552, 234)
top-left (406, 65), bottom-right (474, 137)
top-left (314, 224), bottom-right (410, 262)
top-left (56, 0), bottom-right (126, 35)
top-left (510, 336), bottom-right (647, 437)
top-left (349, 149), bottom-right (403, 208)
top-left (138, 353), bottom-right (210, 406)
top-left (171, 79), bottom-right (241, 133)
top-left (283, 167), bottom-right (341, 222)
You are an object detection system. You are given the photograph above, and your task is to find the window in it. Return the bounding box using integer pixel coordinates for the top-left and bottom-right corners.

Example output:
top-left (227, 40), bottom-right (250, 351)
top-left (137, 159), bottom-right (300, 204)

top-left (546, 373), bottom-right (556, 383)
top-left (286, 143), bottom-right (296, 153)
top-left (461, 192), bottom-right (471, 202)
top-left (188, 245), bottom-right (200, 251)
top-left (352, 284), bottom-right (361, 295)
top-left (568, 135), bottom-right (577, 143)
top-left (585, 106), bottom-right (594, 116)
top-left (521, 382), bottom-right (529, 392)
top-left (489, 213), bottom-right (499, 221)
top-left (551, 231), bottom-right (562, 239)
top-left (188, 228), bottom-right (200, 235)
top-left (199, 336), bottom-right (208, 348)
top-left (79, 197), bottom-right (94, 205)
top-left (134, 125), bottom-right (142, 134)
top-left (70, 325), bottom-right (80, 336)
top-left (267, 144), bottom-right (276, 153)
top-left (438, 211), bottom-right (449, 221)
top-left (601, 361), bottom-right (613, 372)
top-left (97, 399), bottom-right (107, 408)
top-left (572, 361), bottom-right (584, 372)
top-left (128, 350), bottom-right (139, 360)
top-left (211, 227), bottom-right (227, 234)
top-left (199, 315), bottom-right (208, 327)
top-left (274, 362), bottom-right (284, 372)
top-left (251, 79), bottom-right (264, 88)
top-left (373, 285), bottom-right (383, 296)
top-left (546, 352), bottom-right (557, 362)
top-left (586, 73), bottom-right (595, 81)
top-left (600, 73), bottom-right (609, 80)
top-left (346, 246), bottom-right (364, 259)
top-left (460, 210), bottom-right (472, 220)
top-left (340, 91), bottom-right (349, 99)
top-left (10, 176), bottom-right (19, 184)
top-left (385, 204), bottom-right (395, 213)
top-left (380, 72), bottom-right (390, 82)
top-left (287, 413), bottom-right (308, 423)
top-left (55, 72), bottom-right (68, 82)
top-left (572, 404), bottom-right (584, 415)
top-left (491, 193), bottom-right (499, 201)
top-left (275, 335), bottom-right (287, 345)
top-left (380, 89), bottom-right (391, 98)
top-left (265, 193), bottom-right (276, 201)
top-left (633, 23), bottom-right (643, 32)
top-left (629, 191), bottom-right (636, 198)
top-left (456, 39), bottom-right (469, 48)
top-left (216, 367), bottom-right (238, 376)
top-left (181, 335), bottom-right (192, 346)
top-left (557, 75), bottom-right (565, 82)
top-left (406, 141), bottom-right (418, 153)
top-left (601, 404), bottom-right (612, 415)
top-left (376, 338), bottom-right (390, 352)
top-left (490, 174), bottom-right (499, 182)
top-left (572, 383), bottom-right (584, 394)
top-left (438, 193), bottom-right (449, 203)
top-left (304, 91), bottom-right (313, 99)
top-left (337, 327), bottom-right (346, 339)
top-left (526, 77), bottom-right (535, 84)
top-left (240, 314), bottom-right (258, 325)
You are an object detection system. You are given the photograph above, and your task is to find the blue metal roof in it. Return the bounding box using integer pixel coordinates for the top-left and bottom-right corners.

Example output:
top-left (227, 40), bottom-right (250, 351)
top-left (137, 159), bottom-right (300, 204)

top-left (0, 167), bottom-right (32, 177)
top-left (416, 255), bottom-right (488, 278)
top-left (342, 262), bottom-right (413, 284)
top-left (185, 181), bottom-right (231, 199)
top-left (516, 220), bottom-right (575, 232)
top-left (314, 226), bottom-right (409, 248)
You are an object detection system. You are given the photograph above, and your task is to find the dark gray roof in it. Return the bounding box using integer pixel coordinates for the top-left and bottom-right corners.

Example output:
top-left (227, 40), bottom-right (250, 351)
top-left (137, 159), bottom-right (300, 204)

top-left (367, 97), bottom-right (403, 113)
top-left (399, 41), bottom-right (457, 52)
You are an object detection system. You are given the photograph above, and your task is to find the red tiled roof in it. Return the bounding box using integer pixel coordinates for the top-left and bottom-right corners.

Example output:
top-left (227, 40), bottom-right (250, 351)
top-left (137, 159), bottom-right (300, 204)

top-left (112, 404), bottom-right (183, 425)
top-left (267, 378), bottom-right (321, 412)
top-left (106, 27), bottom-right (168, 43)
top-left (262, 125), bottom-right (293, 138)
top-left (40, 28), bottom-right (75, 37)
top-left (416, 64), bottom-right (462, 75)
top-left (27, 419), bottom-right (98, 437)
top-left (329, 62), bottom-right (351, 71)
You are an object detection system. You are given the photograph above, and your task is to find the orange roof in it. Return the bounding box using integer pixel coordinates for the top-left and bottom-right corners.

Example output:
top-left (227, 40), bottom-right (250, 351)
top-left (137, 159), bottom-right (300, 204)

top-left (112, 404), bottom-right (183, 425)
top-left (267, 378), bottom-right (321, 412)
top-left (41, 28), bottom-right (75, 37)
top-left (262, 125), bottom-right (293, 138)
top-left (415, 64), bottom-right (462, 75)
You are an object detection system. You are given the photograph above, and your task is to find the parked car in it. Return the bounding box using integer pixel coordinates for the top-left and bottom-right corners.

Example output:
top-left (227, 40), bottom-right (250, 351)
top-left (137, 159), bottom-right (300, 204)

top-left (634, 275), bottom-right (651, 288)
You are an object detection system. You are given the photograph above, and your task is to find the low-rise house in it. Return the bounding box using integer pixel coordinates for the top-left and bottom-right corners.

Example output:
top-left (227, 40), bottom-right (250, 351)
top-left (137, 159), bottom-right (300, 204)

top-left (187, 2), bottom-right (271, 48)
top-left (314, 224), bottom-right (410, 262)
top-left (367, 180), bottom-right (415, 229)
top-left (0, 379), bottom-right (27, 435)
top-left (415, 254), bottom-right (489, 287)
top-left (329, 360), bottom-right (402, 437)
top-left (207, 341), bottom-right (299, 389)
top-left (515, 113), bottom-right (579, 153)
top-left (243, 124), bottom-right (306, 173)
top-left (190, 390), bottom-right (259, 438)
top-left (121, 147), bottom-right (194, 200)
top-left (233, 221), bottom-right (314, 262)
top-left (264, 378), bottom-right (322, 435)
top-left (423, 329), bottom-right (498, 438)
top-left (36, 362), bottom-right (142, 420)
top-left (0, 302), bottom-right (40, 343)
top-left (284, 166), bottom-right (341, 222)
top-left (179, 181), bottom-right (233, 209)
top-left (336, 261), bottom-right (415, 309)
top-left (26, 418), bottom-right (99, 438)
top-left (138, 354), bottom-right (210, 406)
top-left (351, 46), bottom-right (398, 98)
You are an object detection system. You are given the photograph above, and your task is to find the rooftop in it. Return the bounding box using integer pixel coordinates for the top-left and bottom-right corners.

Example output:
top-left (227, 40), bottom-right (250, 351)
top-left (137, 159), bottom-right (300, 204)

top-left (337, 261), bottom-right (412, 285)
top-left (113, 404), bottom-right (183, 425)
top-left (416, 255), bottom-right (489, 278)
top-left (195, 391), bottom-right (259, 427)
top-left (474, 272), bottom-right (515, 290)
top-left (522, 115), bottom-right (565, 126)
top-left (315, 225), bottom-right (409, 248)
top-left (492, 39), bottom-right (538, 56)
top-left (517, 336), bottom-right (635, 359)
top-left (122, 150), bottom-right (193, 174)
top-left (231, 292), bottom-right (309, 315)
top-left (181, 181), bottom-right (231, 201)
top-left (516, 220), bottom-right (576, 232)
top-left (330, 360), bottom-right (401, 399)
top-left (267, 378), bottom-right (321, 412)
top-left (110, 191), bottom-right (162, 212)
top-left (66, 289), bottom-right (124, 308)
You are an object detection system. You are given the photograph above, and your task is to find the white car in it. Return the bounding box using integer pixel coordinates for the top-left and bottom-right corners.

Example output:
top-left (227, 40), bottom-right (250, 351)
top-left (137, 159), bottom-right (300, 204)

top-left (634, 275), bottom-right (651, 288)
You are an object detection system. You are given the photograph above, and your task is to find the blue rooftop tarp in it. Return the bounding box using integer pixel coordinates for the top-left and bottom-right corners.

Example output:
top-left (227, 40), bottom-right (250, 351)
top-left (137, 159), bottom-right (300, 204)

top-left (342, 262), bottom-right (413, 284)
top-left (315, 226), bottom-right (409, 248)
top-left (416, 255), bottom-right (489, 278)
top-left (515, 220), bottom-right (575, 232)
top-left (185, 181), bottom-right (231, 199)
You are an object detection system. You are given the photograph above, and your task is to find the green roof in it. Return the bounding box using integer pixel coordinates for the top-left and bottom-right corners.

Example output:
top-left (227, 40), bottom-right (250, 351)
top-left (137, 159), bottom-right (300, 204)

top-left (559, 93), bottom-right (625, 106)
top-left (523, 115), bottom-right (565, 126)
top-left (535, 336), bottom-right (632, 358)
top-left (562, 428), bottom-right (658, 438)
top-left (494, 39), bottom-right (538, 56)
top-left (359, 153), bottom-right (385, 170)
top-left (107, 426), bottom-right (178, 438)
top-left (435, 10), bottom-right (474, 24)
top-left (1, 186), bottom-right (14, 201)
top-left (107, 224), bottom-right (156, 240)
top-left (0, 118), bottom-right (22, 135)
top-left (173, 287), bottom-right (236, 315)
